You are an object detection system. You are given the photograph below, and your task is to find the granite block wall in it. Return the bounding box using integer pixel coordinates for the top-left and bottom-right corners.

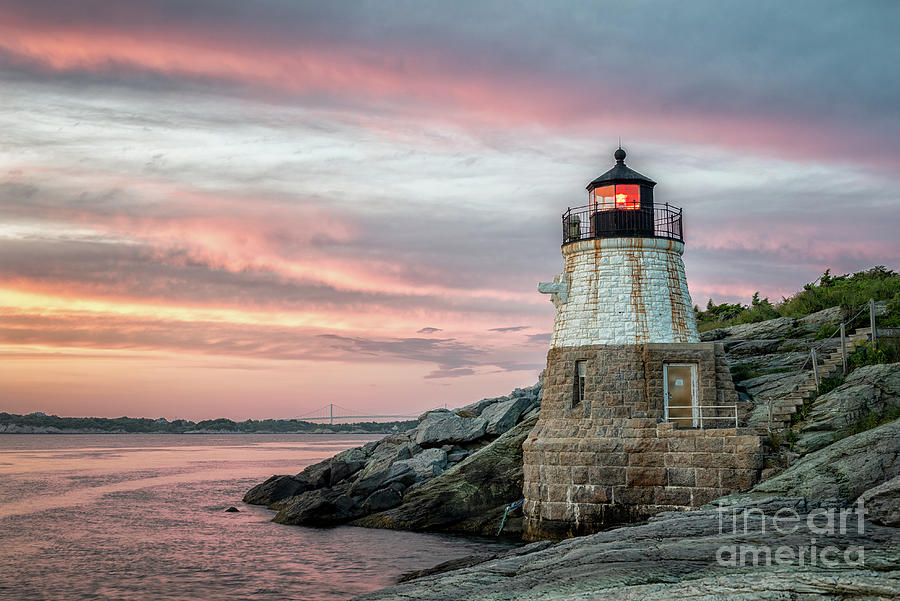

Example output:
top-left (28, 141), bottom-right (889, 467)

top-left (522, 343), bottom-right (762, 541)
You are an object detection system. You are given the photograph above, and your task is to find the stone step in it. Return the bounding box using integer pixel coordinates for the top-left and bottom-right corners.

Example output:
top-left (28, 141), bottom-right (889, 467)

top-left (774, 401), bottom-right (798, 408)
top-left (774, 396), bottom-right (803, 404)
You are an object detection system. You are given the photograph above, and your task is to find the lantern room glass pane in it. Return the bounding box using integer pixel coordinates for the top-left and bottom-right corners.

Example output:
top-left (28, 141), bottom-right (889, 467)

top-left (613, 184), bottom-right (640, 210)
top-left (591, 186), bottom-right (615, 211)
top-left (591, 184), bottom-right (640, 211)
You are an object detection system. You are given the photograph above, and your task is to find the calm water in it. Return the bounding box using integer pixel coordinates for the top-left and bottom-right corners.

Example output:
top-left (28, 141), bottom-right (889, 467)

top-left (0, 434), bottom-right (515, 601)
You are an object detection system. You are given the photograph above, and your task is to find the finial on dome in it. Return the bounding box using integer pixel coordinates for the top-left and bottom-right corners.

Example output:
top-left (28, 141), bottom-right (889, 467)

top-left (614, 147), bottom-right (626, 163)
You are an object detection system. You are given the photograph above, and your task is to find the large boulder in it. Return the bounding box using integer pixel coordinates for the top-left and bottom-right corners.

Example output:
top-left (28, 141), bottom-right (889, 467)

top-left (481, 396), bottom-right (533, 435)
top-left (272, 484), bottom-right (366, 526)
top-left (242, 474), bottom-right (311, 506)
top-left (701, 307), bottom-right (849, 344)
top-left (797, 363), bottom-right (900, 452)
top-left (747, 418), bottom-right (900, 500)
top-left (329, 447), bottom-right (370, 484)
top-left (354, 435), bottom-right (416, 481)
top-left (295, 457), bottom-right (336, 489)
top-left (453, 382), bottom-right (541, 418)
top-left (414, 411), bottom-right (488, 445)
top-left (350, 462), bottom-right (418, 498)
top-left (393, 447), bottom-right (448, 479)
top-left (736, 370), bottom-right (803, 401)
top-left (352, 414), bottom-right (538, 536)
top-left (702, 316), bottom-right (798, 342)
top-left (455, 396), bottom-right (507, 418)
top-left (857, 475), bottom-right (900, 527)
top-left (362, 486), bottom-right (404, 513)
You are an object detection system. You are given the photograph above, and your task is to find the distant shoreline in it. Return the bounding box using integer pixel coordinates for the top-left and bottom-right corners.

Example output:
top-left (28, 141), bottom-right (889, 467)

top-left (0, 429), bottom-right (394, 435)
top-left (0, 412), bottom-right (416, 436)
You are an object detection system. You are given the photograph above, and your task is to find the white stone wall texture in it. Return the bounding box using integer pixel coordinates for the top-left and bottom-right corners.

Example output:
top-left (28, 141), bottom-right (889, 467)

top-left (545, 237), bottom-right (700, 347)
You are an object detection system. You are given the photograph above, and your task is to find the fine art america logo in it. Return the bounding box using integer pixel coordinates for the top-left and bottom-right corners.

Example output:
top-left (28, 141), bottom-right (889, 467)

top-left (715, 501), bottom-right (867, 567)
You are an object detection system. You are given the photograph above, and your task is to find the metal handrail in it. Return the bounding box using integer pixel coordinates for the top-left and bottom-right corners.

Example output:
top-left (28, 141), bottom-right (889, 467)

top-left (562, 203), bottom-right (683, 245)
top-left (664, 403), bottom-right (738, 429)
top-left (799, 302), bottom-right (872, 370)
top-left (763, 299), bottom-right (878, 432)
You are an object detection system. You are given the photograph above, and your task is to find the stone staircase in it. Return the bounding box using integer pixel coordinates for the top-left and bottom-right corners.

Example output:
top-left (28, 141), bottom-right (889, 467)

top-left (756, 326), bottom-right (873, 433)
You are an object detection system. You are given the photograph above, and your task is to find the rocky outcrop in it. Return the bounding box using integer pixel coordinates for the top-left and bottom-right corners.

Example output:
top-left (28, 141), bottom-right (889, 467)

top-left (414, 411), bottom-right (487, 445)
top-left (243, 474), bottom-right (311, 506)
top-left (701, 307), bottom-right (844, 390)
top-left (352, 413), bottom-right (537, 536)
top-left (353, 497), bottom-right (900, 601)
top-left (796, 363), bottom-right (900, 452)
top-left (244, 383), bottom-right (541, 534)
top-left (743, 418), bottom-right (900, 501)
top-left (858, 475), bottom-right (900, 527)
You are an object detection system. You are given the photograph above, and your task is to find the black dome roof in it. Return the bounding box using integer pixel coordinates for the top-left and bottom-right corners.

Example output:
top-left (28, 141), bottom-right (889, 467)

top-left (586, 148), bottom-right (656, 191)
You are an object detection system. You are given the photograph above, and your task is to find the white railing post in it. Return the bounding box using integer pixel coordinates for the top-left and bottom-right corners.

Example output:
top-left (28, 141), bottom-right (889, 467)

top-left (840, 323), bottom-right (847, 375)
top-left (870, 298), bottom-right (877, 345)
top-left (811, 348), bottom-right (819, 388)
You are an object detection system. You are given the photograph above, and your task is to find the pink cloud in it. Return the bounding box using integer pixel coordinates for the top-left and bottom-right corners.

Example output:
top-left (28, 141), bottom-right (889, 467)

top-left (1, 16), bottom-right (897, 171)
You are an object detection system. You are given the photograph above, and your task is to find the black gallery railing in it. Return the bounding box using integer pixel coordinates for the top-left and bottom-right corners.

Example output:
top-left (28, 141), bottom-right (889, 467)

top-left (561, 203), bottom-right (684, 245)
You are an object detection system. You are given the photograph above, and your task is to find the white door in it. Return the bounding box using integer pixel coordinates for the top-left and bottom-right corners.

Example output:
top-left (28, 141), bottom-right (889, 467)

top-left (664, 363), bottom-right (698, 427)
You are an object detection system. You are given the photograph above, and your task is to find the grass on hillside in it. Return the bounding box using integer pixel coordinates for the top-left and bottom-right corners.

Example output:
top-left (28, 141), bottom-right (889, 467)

top-left (695, 265), bottom-right (900, 333)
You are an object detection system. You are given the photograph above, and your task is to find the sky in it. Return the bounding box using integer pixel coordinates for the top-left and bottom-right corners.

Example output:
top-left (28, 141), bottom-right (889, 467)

top-left (1, 1), bottom-right (898, 420)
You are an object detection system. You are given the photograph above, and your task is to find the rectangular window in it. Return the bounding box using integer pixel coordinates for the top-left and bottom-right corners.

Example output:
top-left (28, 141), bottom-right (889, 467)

top-left (574, 360), bottom-right (586, 405)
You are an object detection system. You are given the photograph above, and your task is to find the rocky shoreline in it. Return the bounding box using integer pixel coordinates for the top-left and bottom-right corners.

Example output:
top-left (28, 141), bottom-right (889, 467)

top-left (244, 308), bottom-right (900, 599)
top-left (354, 496), bottom-right (899, 601)
top-left (244, 384), bottom-right (541, 537)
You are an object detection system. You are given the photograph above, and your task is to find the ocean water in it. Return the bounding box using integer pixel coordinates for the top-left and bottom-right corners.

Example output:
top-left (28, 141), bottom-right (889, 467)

top-left (0, 434), bottom-right (516, 601)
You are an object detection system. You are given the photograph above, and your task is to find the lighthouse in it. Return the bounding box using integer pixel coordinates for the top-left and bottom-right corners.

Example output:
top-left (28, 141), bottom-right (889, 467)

top-left (523, 149), bottom-right (763, 540)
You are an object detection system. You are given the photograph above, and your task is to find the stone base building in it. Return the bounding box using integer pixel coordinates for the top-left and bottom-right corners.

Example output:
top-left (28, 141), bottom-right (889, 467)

top-left (525, 150), bottom-right (762, 540)
top-left (523, 342), bottom-right (762, 539)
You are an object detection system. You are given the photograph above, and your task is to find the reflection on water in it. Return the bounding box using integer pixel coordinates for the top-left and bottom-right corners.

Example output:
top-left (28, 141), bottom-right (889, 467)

top-left (0, 434), bottom-right (516, 601)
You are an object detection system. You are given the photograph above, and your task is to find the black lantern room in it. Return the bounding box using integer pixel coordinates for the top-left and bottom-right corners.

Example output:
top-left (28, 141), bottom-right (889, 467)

top-left (586, 147), bottom-right (656, 237)
top-left (562, 148), bottom-right (682, 244)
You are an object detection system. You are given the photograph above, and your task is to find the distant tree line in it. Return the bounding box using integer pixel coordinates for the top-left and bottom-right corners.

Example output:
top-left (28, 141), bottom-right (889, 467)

top-left (0, 413), bottom-right (417, 434)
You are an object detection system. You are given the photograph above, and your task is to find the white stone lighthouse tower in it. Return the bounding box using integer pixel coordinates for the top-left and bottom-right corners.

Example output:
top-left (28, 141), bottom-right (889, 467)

top-left (523, 149), bottom-right (761, 540)
top-left (538, 147), bottom-right (699, 346)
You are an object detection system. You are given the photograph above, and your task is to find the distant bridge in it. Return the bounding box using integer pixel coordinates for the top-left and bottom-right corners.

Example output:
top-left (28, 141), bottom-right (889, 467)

top-left (295, 403), bottom-right (442, 425)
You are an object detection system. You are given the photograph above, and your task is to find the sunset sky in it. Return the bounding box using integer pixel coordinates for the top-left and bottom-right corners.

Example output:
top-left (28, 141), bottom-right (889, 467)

top-left (1, 1), bottom-right (898, 419)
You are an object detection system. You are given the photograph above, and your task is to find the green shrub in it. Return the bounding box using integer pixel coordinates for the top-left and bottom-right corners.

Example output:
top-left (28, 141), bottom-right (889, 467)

top-left (848, 341), bottom-right (888, 370)
top-left (814, 322), bottom-right (841, 340)
top-left (778, 266), bottom-right (900, 318)
top-left (697, 266), bottom-right (900, 336)
top-left (730, 364), bottom-right (759, 382)
top-left (696, 292), bottom-right (781, 332)
top-left (785, 428), bottom-right (800, 451)
top-left (817, 373), bottom-right (844, 396)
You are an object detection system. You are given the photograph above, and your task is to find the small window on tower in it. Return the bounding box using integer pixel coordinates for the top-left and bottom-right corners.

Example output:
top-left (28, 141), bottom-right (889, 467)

top-left (573, 360), bottom-right (587, 405)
